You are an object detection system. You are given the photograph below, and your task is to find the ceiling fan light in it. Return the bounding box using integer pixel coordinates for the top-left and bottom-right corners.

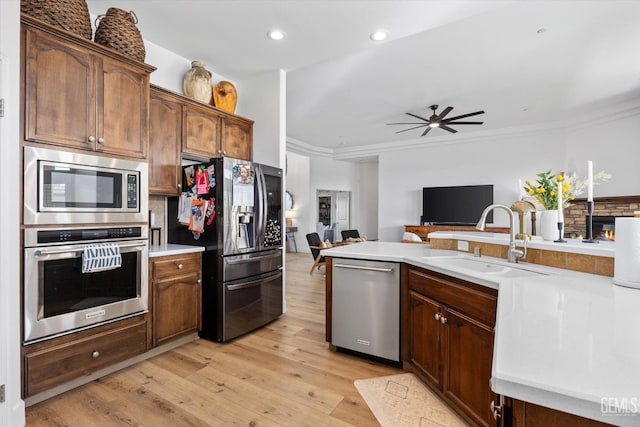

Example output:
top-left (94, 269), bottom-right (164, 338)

top-left (370, 30), bottom-right (389, 41)
top-left (429, 122), bottom-right (440, 128)
top-left (267, 29), bottom-right (286, 41)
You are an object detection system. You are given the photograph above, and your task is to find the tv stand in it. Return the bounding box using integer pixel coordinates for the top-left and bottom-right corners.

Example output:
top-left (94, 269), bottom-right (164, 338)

top-left (405, 224), bottom-right (510, 243)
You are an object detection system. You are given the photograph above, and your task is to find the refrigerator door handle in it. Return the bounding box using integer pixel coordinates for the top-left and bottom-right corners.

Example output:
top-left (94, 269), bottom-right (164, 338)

top-left (256, 165), bottom-right (268, 248)
top-left (225, 251), bottom-right (282, 265)
top-left (227, 271), bottom-right (283, 291)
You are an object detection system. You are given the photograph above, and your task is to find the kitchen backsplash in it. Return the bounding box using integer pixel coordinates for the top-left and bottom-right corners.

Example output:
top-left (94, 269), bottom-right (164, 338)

top-left (149, 196), bottom-right (167, 244)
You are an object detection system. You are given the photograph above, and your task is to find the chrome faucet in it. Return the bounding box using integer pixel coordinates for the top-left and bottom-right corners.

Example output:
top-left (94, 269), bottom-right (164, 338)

top-left (476, 204), bottom-right (526, 263)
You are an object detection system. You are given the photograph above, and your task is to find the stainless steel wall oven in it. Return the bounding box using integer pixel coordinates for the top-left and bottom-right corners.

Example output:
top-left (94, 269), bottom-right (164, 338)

top-left (23, 225), bottom-right (148, 343)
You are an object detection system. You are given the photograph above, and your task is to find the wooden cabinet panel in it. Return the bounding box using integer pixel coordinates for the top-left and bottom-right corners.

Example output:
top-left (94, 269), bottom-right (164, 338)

top-left (183, 103), bottom-right (220, 160)
top-left (24, 319), bottom-right (147, 396)
top-left (443, 308), bottom-right (496, 427)
top-left (408, 268), bottom-right (497, 327)
top-left (221, 115), bottom-right (253, 160)
top-left (149, 88), bottom-right (182, 195)
top-left (24, 26), bottom-right (96, 150)
top-left (99, 57), bottom-right (148, 158)
top-left (511, 399), bottom-right (613, 427)
top-left (408, 291), bottom-right (443, 389)
top-left (404, 264), bottom-right (498, 427)
top-left (150, 253), bottom-right (202, 347)
top-left (22, 17), bottom-right (153, 159)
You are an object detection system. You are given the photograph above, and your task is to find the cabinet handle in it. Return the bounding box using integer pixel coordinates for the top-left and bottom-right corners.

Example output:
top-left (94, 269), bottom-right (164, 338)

top-left (88, 135), bottom-right (96, 143)
top-left (92, 351), bottom-right (100, 359)
top-left (434, 313), bottom-right (441, 321)
top-left (490, 400), bottom-right (502, 420)
top-left (97, 137), bottom-right (105, 144)
top-left (440, 316), bottom-right (448, 324)
top-left (177, 263), bottom-right (183, 269)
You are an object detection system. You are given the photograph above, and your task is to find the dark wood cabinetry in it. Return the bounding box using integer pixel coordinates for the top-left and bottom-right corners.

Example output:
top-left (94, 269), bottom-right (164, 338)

top-left (149, 88), bottom-right (183, 195)
top-left (22, 315), bottom-right (148, 397)
top-left (149, 252), bottom-right (202, 347)
top-left (148, 86), bottom-right (253, 194)
top-left (21, 16), bottom-right (154, 159)
top-left (404, 265), bottom-right (498, 426)
top-left (510, 399), bottom-right (613, 427)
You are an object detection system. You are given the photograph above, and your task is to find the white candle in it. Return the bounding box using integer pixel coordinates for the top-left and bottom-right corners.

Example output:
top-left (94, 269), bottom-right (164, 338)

top-left (557, 180), bottom-right (563, 222)
top-left (587, 161), bottom-right (593, 202)
top-left (518, 179), bottom-right (523, 199)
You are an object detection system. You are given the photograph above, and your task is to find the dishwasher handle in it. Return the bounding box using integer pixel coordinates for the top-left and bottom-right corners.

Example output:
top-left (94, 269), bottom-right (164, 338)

top-left (334, 263), bottom-right (394, 273)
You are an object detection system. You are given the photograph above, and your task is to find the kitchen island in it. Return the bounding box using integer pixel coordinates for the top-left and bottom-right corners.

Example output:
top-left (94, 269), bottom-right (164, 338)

top-left (322, 239), bottom-right (639, 426)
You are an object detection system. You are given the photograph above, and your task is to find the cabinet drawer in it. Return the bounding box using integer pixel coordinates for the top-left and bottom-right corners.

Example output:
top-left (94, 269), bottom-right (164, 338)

top-left (408, 267), bottom-right (497, 327)
top-left (152, 253), bottom-right (201, 280)
top-left (24, 320), bottom-right (147, 396)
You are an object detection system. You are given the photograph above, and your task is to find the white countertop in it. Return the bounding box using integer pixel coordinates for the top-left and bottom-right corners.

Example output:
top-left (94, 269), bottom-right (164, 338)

top-left (322, 241), bottom-right (639, 425)
top-left (149, 244), bottom-right (205, 257)
top-left (428, 231), bottom-right (615, 257)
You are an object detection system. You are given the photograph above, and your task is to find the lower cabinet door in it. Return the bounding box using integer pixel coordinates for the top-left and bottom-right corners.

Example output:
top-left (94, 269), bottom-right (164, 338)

top-left (409, 291), bottom-right (443, 389)
top-left (443, 307), bottom-right (496, 427)
top-left (153, 273), bottom-right (201, 347)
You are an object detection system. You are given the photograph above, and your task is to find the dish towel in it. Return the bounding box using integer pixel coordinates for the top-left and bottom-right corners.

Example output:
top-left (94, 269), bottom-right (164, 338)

top-left (82, 243), bottom-right (122, 273)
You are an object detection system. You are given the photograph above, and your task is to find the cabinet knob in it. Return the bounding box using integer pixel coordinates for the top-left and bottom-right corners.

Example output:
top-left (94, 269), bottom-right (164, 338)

top-left (177, 263), bottom-right (183, 269)
top-left (434, 313), bottom-right (441, 321)
top-left (440, 316), bottom-right (448, 324)
top-left (92, 351), bottom-right (100, 359)
top-left (177, 183), bottom-right (182, 189)
top-left (197, 279), bottom-right (202, 284)
top-left (490, 400), bottom-right (502, 420)
top-left (97, 137), bottom-right (105, 144)
top-left (88, 135), bottom-right (96, 143)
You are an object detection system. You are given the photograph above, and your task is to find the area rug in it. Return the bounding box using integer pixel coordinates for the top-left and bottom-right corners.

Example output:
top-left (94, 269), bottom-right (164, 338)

top-left (354, 373), bottom-right (469, 427)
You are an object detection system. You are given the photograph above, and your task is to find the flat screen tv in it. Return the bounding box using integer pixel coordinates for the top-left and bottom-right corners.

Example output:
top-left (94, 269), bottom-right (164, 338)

top-left (422, 185), bottom-right (493, 225)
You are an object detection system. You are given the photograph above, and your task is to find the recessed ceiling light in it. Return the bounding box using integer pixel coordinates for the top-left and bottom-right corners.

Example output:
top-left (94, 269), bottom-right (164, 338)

top-left (370, 30), bottom-right (389, 42)
top-left (267, 30), bottom-right (286, 41)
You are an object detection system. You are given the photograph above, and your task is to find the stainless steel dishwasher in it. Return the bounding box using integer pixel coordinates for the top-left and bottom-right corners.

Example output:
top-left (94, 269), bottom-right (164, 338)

top-left (331, 258), bottom-right (400, 362)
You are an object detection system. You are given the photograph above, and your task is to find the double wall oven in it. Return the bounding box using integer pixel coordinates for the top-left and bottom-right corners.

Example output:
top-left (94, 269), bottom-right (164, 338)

top-left (22, 146), bottom-right (149, 343)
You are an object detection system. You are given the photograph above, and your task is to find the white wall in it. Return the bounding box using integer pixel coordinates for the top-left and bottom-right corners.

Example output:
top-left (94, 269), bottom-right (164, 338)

top-left (286, 152), bottom-right (311, 252)
top-left (378, 129), bottom-right (566, 241)
top-left (355, 160), bottom-right (379, 240)
top-left (0, 0), bottom-right (26, 425)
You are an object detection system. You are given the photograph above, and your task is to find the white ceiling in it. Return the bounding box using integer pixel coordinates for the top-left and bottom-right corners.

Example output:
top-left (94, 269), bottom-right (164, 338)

top-left (85, 0), bottom-right (640, 151)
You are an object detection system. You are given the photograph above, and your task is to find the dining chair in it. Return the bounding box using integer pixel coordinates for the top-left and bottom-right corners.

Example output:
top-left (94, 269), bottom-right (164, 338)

top-left (306, 232), bottom-right (326, 274)
top-left (341, 229), bottom-right (360, 240)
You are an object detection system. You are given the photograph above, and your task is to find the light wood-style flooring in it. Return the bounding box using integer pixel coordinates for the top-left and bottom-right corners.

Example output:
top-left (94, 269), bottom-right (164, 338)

top-left (25, 253), bottom-right (402, 426)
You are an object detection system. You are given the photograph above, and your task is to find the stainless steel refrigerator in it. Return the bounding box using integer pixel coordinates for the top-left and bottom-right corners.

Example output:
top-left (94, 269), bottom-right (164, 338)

top-left (168, 157), bottom-right (284, 342)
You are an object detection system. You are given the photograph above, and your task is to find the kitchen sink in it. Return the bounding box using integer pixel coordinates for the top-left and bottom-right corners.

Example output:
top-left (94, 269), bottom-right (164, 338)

top-left (422, 257), bottom-right (548, 278)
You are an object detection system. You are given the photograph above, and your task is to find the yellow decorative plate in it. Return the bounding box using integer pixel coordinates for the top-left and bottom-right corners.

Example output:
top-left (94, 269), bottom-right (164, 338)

top-left (212, 81), bottom-right (237, 113)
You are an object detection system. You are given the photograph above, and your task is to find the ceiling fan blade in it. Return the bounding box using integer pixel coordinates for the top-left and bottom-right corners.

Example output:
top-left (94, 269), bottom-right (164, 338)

top-left (443, 110), bottom-right (485, 121)
top-left (421, 126), bottom-right (433, 136)
top-left (405, 112), bottom-right (431, 122)
top-left (437, 106), bottom-right (453, 120)
top-left (439, 125), bottom-right (458, 133)
top-left (445, 121), bottom-right (484, 125)
top-left (386, 122), bottom-right (429, 125)
top-left (395, 124), bottom-right (428, 134)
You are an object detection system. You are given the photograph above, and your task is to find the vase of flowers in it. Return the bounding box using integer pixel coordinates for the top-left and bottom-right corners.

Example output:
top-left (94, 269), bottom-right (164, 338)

top-left (524, 169), bottom-right (611, 240)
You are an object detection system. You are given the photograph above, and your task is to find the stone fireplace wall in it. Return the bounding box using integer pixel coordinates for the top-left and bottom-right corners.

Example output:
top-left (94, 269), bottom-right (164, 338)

top-left (563, 196), bottom-right (640, 238)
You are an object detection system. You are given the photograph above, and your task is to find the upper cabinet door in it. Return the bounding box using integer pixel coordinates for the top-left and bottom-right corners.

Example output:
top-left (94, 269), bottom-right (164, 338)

top-left (149, 89), bottom-right (182, 195)
top-left (220, 115), bottom-right (253, 160)
top-left (98, 57), bottom-right (149, 159)
top-left (182, 103), bottom-right (220, 160)
top-left (24, 27), bottom-right (96, 150)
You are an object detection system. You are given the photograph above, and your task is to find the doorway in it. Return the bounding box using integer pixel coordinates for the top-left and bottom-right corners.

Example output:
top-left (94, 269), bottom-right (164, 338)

top-left (316, 190), bottom-right (350, 241)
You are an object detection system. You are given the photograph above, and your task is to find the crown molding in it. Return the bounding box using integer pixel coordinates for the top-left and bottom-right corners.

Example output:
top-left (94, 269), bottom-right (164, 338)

top-left (286, 98), bottom-right (640, 161)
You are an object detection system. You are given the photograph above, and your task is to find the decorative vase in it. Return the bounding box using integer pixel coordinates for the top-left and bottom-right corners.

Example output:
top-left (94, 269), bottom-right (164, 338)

top-left (540, 210), bottom-right (558, 241)
top-left (183, 61), bottom-right (212, 104)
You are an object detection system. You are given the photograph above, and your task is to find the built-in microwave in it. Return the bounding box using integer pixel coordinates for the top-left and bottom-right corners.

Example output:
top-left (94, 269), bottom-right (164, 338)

top-left (23, 146), bottom-right (148, 225)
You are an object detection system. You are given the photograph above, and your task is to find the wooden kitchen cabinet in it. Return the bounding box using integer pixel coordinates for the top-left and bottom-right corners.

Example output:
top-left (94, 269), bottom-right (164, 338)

top-left (22, 315), bottom-right (148, 397)
top-left (182, 102), bottom-right (221, 160)
top-left (150, 252), bottom-right (202, 347)
top-left (220, 115), bottom-right (253, 160)
top-left (22, 16), bottom-right (154, 159)
top-left (404, 265), bottom-right (498, 427)
top-left (149, 87), bottom-right (183, 195)
top-left (510, 399), bottom-right (613, 427)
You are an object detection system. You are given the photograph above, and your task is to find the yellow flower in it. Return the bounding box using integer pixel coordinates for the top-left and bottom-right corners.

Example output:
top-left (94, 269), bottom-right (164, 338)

top-left (570, 195), bottom-right (575, 200)
top-left (528, 188), bottom-right (535, 195)
top-left (563, 183), bottom-right (569, 192)
top-left (525, 180), bottom-right (531, 185)
top-left (550, 191), bottom-right (556, 196)
top-left (556, 174), bottom-right (564, 182)
top-left (538, 187), bottom-right (545, 193)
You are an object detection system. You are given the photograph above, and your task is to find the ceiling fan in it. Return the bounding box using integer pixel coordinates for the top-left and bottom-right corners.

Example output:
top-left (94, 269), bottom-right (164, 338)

top-left (387, 105), bottom-right (485, 136)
